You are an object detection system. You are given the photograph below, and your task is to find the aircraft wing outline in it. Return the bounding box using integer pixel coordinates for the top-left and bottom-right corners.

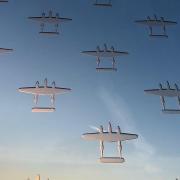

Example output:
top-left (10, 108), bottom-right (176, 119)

top-left (144, 88), bottom-right (179, 97)
top-left (18, 86), bottom-right (71, 95)
top-left (82, 132), bottom-right (138, 142)
top-left (0, 48), bottom-right (13, 52)
top-left (135, 20), bottom-right (177, 26)
top-left (94, 3), bottom-right (112, 7)
top-left (82, 50), bottom-right (128, 57)
top-left (28, 16), bottom-right (72, 23)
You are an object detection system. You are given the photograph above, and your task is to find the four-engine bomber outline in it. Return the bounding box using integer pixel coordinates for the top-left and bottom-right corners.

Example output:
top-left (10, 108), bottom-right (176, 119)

top-left (145, 81), bottom-right (180, 114)
top-left (18, 78), bottom-right (71, 112)
top-left (135, 14), bottom-right (177, 38)
top-left (82, 44), bottom-right (129, 72)
top-left (28, 10), bottom-right (72, 35)
top-left (82, 122), bottom-right (138, 163)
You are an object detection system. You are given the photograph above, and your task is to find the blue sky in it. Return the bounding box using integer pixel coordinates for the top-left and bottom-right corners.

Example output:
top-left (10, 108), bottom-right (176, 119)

top-left (0, 0), bottom-right (180, 180)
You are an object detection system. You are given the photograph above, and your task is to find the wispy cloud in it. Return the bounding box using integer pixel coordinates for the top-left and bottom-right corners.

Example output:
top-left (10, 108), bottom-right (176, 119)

top-left (98, 87), bottom-right (161, 174)
top-left (98, 88), bottom-right (154, 152)
top-left (144, 164), bottom-right (162, 174)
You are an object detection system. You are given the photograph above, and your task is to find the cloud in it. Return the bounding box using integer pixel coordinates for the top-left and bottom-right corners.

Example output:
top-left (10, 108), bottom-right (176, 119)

top-left (98, 88), bottom-right (155, 154)
top-left (97, 87), bottom-right (161, 174)
top-left (144, 164), bottom-right (162, 173)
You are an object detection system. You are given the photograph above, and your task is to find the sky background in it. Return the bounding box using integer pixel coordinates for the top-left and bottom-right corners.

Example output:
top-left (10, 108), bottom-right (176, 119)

top-left (0, 0), bottom-right (180, 180)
